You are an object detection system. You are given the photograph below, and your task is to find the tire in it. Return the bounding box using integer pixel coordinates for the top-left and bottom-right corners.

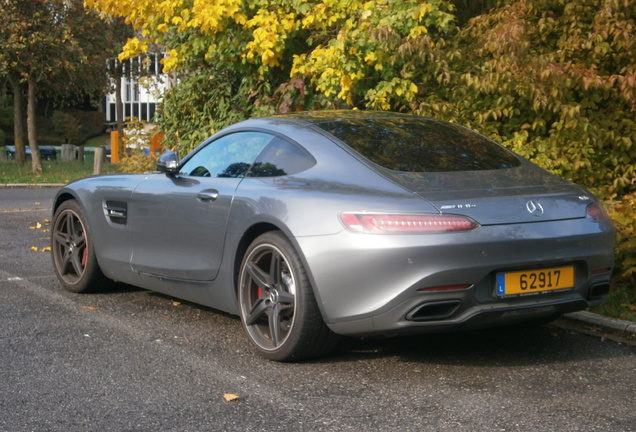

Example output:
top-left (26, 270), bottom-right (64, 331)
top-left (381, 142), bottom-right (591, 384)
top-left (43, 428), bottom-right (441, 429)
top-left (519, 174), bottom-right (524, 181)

top-left (238, 231), bottom-right (338, 361)
top-left (51, 199), bottom-right (110, 293)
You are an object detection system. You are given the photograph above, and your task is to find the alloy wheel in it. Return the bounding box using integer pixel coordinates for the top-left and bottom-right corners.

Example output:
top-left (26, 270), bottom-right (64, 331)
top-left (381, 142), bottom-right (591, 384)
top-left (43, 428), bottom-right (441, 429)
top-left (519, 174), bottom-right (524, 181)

top-left (240, 243), bottom-right (297, 351)
top-left (52, 208), bottom-right (88, 285)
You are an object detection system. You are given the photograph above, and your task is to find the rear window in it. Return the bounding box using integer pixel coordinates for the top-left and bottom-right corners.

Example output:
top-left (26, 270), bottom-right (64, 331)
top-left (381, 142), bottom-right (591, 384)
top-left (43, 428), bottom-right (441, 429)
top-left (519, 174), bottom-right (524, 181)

top-left (315, 117), bottom-right (520, 172)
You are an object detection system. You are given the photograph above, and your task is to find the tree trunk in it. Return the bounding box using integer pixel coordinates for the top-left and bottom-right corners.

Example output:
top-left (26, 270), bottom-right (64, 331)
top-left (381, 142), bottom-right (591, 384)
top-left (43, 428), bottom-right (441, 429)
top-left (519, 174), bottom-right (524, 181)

top-left (77, 145), bottom-right (84, 163)
top-left (27, 75), bottom-right (42, 174)
top-left (115, 61), bottom-right (124, 161)
top-left (9, 77), bottom-right (27, 164)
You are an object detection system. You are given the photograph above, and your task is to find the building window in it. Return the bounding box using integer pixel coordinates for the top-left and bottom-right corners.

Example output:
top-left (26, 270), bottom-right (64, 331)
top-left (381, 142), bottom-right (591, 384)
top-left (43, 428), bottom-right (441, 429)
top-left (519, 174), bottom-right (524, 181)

top-left (125, 79), bottom-right (139, 103)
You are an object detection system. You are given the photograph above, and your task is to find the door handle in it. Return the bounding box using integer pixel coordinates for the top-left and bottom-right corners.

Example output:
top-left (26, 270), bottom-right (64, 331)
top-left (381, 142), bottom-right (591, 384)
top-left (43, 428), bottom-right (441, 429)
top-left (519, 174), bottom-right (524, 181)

top-left (197, 190), bottom-right (219, 202)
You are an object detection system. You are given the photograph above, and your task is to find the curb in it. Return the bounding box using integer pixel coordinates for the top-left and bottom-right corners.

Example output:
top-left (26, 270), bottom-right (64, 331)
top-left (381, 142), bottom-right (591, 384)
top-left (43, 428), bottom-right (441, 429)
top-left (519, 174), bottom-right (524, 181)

top-left (564, 311), bottom-right (636, 335)
top-left (558, 311), bottom-right (636, 347)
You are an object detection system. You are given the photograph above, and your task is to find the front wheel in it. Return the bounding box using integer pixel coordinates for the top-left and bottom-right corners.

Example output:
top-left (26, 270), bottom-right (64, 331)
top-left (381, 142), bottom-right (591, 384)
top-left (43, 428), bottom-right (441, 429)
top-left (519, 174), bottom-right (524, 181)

top-left (51, 199), bottom-right (110, 293)
top-left (238, 231), bottom-right (338, 361)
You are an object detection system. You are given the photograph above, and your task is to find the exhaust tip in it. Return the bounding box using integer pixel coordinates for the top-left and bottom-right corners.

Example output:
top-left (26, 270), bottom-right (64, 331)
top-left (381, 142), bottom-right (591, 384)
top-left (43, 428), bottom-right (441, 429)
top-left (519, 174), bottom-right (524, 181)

top-left (406, 300), bottom-right (462, 321)
top-left (589, 283), bottom-right (610, 300)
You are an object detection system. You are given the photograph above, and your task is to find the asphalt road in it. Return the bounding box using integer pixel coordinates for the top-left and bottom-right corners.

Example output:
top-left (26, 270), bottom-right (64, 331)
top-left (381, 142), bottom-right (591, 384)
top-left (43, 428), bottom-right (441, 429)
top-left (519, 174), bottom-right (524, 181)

top-left (1, 187), bottom-right (635, 432)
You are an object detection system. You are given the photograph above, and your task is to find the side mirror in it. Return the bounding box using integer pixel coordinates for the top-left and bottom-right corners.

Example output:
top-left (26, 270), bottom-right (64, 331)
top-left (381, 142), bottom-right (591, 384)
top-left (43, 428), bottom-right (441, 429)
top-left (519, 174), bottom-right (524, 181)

top-left (157, 150), bottom-right (179, 175)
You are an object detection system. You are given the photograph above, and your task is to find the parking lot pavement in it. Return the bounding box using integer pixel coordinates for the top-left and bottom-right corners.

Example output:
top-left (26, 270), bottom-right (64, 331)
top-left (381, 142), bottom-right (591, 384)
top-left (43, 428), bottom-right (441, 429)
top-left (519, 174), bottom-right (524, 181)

top-left (1, 186), bottom-right (635, 432)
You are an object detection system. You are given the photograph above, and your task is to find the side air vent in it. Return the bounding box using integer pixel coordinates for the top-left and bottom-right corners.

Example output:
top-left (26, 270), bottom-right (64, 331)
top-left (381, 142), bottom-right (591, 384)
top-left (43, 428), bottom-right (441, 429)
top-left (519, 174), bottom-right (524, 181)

top-left (105, 201), bottom-right (128, 225)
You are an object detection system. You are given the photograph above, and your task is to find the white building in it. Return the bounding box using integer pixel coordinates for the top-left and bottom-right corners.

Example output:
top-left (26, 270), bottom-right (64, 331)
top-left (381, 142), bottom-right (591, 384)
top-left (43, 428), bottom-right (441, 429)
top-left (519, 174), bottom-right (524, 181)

top-left (104, 53), bottom-right (175, 123)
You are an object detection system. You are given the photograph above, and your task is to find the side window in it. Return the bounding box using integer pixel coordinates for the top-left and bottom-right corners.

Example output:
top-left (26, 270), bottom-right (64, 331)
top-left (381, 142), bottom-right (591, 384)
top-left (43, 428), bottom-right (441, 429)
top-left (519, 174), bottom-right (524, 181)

top-left (247, 137), bottom-right (315, 178)
top-left (180, 132), bottom-right (274, 178)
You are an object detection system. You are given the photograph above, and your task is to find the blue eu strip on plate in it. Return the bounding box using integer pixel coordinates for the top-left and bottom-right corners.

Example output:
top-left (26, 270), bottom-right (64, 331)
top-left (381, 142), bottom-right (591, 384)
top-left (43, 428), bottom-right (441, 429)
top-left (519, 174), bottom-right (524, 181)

top-left (497, 273), bottom-right (506, 295)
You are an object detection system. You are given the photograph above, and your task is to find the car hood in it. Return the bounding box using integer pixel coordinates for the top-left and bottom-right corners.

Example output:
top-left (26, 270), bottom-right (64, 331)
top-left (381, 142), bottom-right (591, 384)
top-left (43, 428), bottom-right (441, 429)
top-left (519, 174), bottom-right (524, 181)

top-left (380, 164), bottom-right (592, 225)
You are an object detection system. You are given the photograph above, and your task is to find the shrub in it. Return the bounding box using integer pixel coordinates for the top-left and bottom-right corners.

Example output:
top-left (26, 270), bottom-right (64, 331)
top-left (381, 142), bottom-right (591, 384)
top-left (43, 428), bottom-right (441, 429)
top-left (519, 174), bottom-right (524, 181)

top-left (115, 118), bottom-right (164, 173)
top-left (607, 194), bottom-right (636, 291)
top-left (52, 111), bottom-right (81, 144)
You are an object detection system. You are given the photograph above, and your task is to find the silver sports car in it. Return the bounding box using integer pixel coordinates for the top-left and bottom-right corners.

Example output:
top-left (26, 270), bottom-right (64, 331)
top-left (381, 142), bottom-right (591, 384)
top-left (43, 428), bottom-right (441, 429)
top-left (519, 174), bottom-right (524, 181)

top-left (51, 110), bottom-right (614, 361)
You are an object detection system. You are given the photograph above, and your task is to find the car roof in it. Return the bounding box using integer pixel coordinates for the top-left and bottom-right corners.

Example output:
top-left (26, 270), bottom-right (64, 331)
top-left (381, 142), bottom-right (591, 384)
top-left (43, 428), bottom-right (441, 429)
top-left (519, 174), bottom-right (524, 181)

top-left (263, 110), bottom-right (424, 126)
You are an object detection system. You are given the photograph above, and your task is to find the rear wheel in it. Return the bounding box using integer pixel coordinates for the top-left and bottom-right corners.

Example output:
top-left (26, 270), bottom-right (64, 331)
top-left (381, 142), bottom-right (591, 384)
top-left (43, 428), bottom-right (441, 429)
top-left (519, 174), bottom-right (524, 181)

top-left (51, 200), bottom-right (109, 293)
top-left (238, 231), bottom-right (338, 361)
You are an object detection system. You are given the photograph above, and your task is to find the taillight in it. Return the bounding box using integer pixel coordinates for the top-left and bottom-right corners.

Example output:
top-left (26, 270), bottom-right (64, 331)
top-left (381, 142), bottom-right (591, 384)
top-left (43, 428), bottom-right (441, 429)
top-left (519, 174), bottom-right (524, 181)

top-left (340, 213), bottom-right (478, 233)
top-left (586, 203), bottom-right (609, 221)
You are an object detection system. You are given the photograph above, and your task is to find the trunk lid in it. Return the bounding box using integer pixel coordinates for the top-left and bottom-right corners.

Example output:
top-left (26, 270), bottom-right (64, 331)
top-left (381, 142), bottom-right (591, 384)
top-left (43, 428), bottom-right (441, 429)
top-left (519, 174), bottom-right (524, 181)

top-left (382, 164), bottom-right (592, 225)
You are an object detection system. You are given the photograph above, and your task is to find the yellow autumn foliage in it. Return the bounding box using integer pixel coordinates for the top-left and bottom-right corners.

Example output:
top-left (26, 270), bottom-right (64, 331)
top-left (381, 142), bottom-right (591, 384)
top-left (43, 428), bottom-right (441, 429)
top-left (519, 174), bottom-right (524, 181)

top-left (86, 0), bottom-right (455, 106)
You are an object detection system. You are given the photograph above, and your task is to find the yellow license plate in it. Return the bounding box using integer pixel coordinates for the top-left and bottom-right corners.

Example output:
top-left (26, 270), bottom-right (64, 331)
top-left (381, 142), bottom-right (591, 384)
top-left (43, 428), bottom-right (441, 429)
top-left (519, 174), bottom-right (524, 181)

top-left (496, 266), bottom-right (575, 296)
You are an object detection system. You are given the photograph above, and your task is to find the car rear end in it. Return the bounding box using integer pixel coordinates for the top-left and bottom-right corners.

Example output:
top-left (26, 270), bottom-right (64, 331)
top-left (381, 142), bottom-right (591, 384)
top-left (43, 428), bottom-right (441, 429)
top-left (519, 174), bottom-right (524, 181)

top-left (302, 187), bottom-right (613, 337)
top-left (292, 111), bottom-right (614, 336)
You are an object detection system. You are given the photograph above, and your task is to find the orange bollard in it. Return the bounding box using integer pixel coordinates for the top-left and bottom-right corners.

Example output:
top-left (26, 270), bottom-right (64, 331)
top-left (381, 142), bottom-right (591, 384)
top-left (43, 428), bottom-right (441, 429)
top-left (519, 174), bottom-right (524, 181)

top-left (150, 133), bottom-right (164, 154)
top-left (110, 131), bottom-right (120, 164)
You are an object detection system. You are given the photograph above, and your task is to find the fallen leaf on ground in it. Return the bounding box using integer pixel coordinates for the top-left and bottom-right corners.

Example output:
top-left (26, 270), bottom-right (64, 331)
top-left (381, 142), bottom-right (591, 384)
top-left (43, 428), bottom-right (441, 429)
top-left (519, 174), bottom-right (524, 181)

top-left (224, 393), bottom-right (240, 402)
top-left (172, 301), bottom-right (181, 306)
top-left (29, 246), bottom-right (38, 251)
top-left (41, 247), bottom-right (51, 252)
top-left (84, 306), bottom-right (99, 310)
